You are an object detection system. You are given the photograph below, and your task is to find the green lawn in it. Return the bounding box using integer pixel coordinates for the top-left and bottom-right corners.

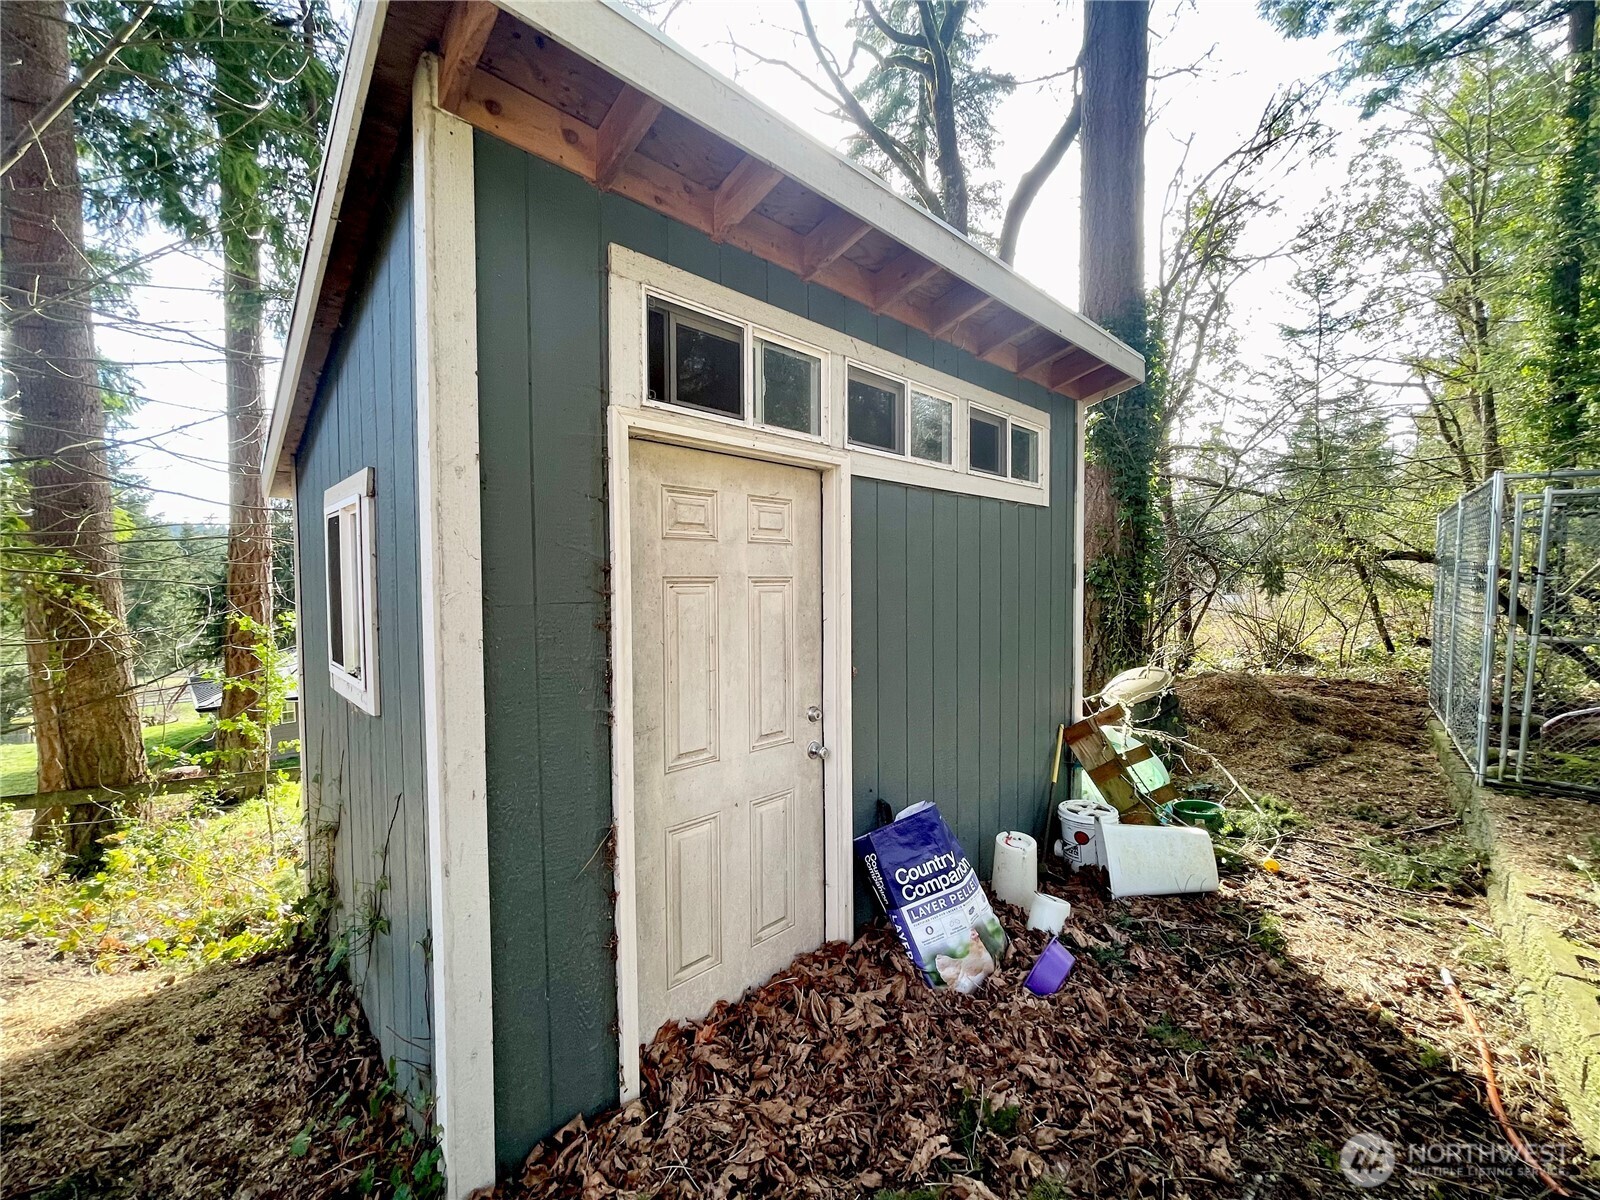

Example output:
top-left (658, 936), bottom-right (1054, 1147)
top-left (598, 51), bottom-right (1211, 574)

top-left (0, 710), bottom-right (213, 798)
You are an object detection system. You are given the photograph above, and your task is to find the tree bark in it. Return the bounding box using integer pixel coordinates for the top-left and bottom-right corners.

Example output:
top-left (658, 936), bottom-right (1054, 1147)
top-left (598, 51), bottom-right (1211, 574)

top-left (2, 0), bottom-right (147, 863)
top-left (918, 1), bottom-right (969, 234)
top-left (999, 92), bottom-right (1081, 266)
top-left (1079, 0), bottom-right (1154, 693)
top-left (213, 109), bottom-right (271, 775)
top-left (1546, 0), bottom-right (1597, 464)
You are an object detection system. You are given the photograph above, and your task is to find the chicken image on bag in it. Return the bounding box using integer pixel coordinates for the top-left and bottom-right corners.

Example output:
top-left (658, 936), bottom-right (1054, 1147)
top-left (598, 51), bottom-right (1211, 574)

top-left (854, 801), bottom-right (1007, 992)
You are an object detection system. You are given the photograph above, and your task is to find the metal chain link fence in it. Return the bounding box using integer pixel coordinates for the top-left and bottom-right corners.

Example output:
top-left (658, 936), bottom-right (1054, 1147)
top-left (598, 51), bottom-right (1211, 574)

top-left (1431, 471), bottom-right (1600, 797)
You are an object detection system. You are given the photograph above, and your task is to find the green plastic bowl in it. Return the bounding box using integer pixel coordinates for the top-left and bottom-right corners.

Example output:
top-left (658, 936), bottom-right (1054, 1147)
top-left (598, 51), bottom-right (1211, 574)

top-left (1168, 798), bottom-right (1225, 833)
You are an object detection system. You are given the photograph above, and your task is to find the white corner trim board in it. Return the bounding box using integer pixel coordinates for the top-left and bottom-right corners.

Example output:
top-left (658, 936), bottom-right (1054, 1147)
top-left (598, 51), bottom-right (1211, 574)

top-left (412, 54), bottom-right (497, 1200)
top-left (605, 402), bottom-right (856, 1104)
top-left (1071, 401), bottom-right (1088, 721)
top-left (609, 245), bottom-right (1051, 508)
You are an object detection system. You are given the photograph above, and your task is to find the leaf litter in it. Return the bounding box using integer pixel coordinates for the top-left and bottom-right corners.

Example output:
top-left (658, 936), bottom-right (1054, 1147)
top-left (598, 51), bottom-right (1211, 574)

top-left (503, 674), bottom-right (1595, 1199)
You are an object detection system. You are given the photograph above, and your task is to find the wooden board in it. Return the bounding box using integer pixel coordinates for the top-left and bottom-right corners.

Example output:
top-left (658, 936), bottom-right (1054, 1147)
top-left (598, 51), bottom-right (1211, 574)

top-left (1063, 705), bottom-right (1163, 823)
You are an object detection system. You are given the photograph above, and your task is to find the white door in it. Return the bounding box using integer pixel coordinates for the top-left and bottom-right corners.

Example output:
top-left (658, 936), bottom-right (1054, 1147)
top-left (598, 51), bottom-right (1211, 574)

top-left (630, 439), bottom-right (826, 1041)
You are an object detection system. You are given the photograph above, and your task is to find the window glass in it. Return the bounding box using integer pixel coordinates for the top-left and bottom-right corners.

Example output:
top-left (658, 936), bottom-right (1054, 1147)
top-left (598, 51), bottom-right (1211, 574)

top-left (1011, 424), bottom-right (1040, 483)
top-left (326, 514), bottom-right (344, 668)
top-left (847, 367), bottom-right (903, 453)
top-left (969, 408), bottom-right (1006, 475)
top-left (909, 392), bottom-right (952, 464)
top-left (674, 316), bottom-right (742, 417)
top-left (646, 305), bottom-right (667, 404)
top-left (647, 300), bottom-right (743, 418)
top-left (757, 340), bottom-right (820, 434)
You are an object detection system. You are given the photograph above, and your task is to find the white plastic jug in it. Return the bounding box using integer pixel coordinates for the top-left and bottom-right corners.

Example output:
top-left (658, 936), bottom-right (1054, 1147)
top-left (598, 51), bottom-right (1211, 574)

top-left (1056, 797), bottom-right (1118, 871)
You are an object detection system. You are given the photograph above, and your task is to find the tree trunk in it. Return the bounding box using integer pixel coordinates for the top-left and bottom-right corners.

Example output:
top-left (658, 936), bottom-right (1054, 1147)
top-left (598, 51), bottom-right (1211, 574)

top-left (2, 0), bottom-right (147, 864)
top-left (1545, 0), bottom-right (1597, 464)
top-left (919, 3), bottom-right (969, 235)
top-left (214, 174), bottom-right (271, 775)
top-left (1079, 0), bottom-right (1154, 693)
top-left (1352, 557), bottom-right (1395, 654)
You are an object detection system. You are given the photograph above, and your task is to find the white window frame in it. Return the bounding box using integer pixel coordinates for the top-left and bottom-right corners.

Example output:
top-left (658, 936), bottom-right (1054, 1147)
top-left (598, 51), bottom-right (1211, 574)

top-left (907, 385), bottom-right (958, 469)
top-left (753, 327), bottom-right (830, 443)
top-left (322, 466), bottom-right (380, 715)
top-left (844, 362), bottom-right (907, 458)
top-left (1009, 415), bottom-right (1044, 484)
top-left (967, 403), bottom-right (1009, 477)
top-left (643, 288), bottom-right (832, 445)
top-left (616, 246), bottom-right (1050, 506)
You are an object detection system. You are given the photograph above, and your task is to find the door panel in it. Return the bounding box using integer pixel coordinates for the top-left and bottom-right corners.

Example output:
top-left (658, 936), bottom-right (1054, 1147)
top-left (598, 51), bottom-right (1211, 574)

top-left (631, 440), bottom-right (825, 1042)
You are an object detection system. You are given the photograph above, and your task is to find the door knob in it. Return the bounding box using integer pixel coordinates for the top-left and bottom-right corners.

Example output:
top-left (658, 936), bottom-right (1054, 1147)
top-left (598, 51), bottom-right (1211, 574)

top-left (807, 740), bottom-right (830, 760)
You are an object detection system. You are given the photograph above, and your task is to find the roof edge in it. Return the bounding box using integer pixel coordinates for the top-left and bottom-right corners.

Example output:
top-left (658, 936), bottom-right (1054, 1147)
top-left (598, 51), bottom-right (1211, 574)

top-left (501, 0), bottom-right (1143, 379)
top-left (263, 0), bottom-right (390, 496)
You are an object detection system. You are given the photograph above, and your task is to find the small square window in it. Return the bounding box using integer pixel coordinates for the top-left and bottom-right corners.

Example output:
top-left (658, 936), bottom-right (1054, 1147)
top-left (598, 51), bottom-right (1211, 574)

top-left (909, 392), bottom-right (952, 464)
top-left (1010, 424), bottom-right (1040, 483)
top-left (323, 468), bottom-right (379, 716)
top-left (847, 367), bottom-right (904, 453)
top-left (969, 408), bottom-right (1006, 476)
top-left (757, 339), bottom-right (820, 435)
top-left (647, 299), bottom-right (744, 419)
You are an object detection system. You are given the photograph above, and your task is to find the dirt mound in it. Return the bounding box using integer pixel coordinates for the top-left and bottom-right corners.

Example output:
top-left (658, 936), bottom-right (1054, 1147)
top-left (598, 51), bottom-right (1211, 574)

top-left (1175, 672), bottom-right (1298, 742)
top-left (1177, 673), bottom-right (1425, 774)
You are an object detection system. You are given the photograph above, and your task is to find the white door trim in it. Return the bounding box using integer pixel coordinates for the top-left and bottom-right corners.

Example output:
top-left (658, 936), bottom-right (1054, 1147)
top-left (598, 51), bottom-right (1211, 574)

top-left (606, 403), bottom-right (854, 1103)
top-left (412, 53), bottom-right (496, 1198)
top-left (1071, 400), bottom-right (1088, 721)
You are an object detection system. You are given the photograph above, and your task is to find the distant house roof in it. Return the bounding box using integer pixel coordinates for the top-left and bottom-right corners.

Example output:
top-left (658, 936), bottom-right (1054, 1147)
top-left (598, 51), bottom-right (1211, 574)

top-left (187, 670), bottom-right (299, 714)
top-left (262, 0), bottom-right (1144, 495)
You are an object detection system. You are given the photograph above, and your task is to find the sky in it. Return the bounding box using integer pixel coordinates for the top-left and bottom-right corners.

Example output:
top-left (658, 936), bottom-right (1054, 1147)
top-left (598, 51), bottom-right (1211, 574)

top-left (109, 0), bottom-right (1367, 524)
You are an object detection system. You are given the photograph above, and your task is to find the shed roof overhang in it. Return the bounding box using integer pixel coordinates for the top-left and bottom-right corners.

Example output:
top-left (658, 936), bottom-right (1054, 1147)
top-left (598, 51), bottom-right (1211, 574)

top-left (263, 0), bottom-right (1145, 496)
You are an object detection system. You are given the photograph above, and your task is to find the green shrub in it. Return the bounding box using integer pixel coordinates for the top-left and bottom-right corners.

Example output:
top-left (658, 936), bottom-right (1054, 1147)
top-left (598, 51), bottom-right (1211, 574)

top-left (0, 780), bottom-right (305, 970)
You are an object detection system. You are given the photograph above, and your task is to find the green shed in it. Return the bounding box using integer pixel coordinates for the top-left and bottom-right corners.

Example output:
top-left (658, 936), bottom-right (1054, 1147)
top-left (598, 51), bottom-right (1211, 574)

top-left (263, 2), bottom-right (1143, 1193)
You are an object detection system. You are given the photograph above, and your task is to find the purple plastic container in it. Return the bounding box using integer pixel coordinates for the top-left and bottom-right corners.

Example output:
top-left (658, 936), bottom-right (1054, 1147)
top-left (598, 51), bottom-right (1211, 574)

top-left (1024, 937), bottom-right (1076, 995)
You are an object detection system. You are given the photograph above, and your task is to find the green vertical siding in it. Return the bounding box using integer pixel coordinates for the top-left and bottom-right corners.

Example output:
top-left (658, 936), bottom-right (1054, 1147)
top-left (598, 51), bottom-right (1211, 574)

top-left (294, 168), bottom-right (433, 1104)
top-left (473, 134), bottom-right (1079, 1168)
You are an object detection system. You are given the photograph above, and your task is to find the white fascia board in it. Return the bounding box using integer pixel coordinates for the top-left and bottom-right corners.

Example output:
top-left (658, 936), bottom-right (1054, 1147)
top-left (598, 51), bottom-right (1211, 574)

top-left (262, 0), bottom-right (390, 497)
top-left (497, 0), bottom-right (1144, 384)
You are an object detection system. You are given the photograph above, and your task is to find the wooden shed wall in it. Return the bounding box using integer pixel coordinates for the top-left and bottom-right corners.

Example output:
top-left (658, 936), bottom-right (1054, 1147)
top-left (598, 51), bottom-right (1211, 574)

top-left (473, 134), bottom-right (1079, 1167)
top-left (295, 170), bottom-right (434, 1103)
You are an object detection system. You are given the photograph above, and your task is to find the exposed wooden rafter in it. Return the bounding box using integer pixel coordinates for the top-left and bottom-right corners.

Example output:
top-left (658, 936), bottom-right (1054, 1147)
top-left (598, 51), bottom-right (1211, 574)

top-left (594, 85), bottom-right (663, 190)
top-left (1044, 349), bottom-right (1103, 391)
top-left (438, 1), bottom-right (498, 113)
top-left (927, 284), bottom-right (993, 339)
top-left (711, 155), bottom-right (784, 241)
top-left (967, 309), bottom-right (1036, 360)
top-left (1068, 363), bottom-right (1128, 399)
top-left (1015, 338), bottom-right (1076, 377)
top-left (800, 209), bottom-right (870, 281)
top-left (869, 249), bottom-right (942, 312)
top-left (442, 54), bottom-right (1137, 402)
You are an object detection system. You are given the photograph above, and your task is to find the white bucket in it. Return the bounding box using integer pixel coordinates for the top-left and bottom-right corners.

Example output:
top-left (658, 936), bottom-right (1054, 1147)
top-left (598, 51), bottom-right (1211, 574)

top-left (991, 831), bottom-right (1038, 908)
top-left (1026, 892), bottom-right (1072, 933)
top-left (1057, 797), bottom-right (1118, 871)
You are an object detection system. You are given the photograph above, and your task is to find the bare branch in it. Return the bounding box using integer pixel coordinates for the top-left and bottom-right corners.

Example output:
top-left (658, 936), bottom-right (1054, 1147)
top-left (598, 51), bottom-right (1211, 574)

top-left (998, 86), bottom-right (1082, 265)
top-left (793, 0), bottom-right (945, 217)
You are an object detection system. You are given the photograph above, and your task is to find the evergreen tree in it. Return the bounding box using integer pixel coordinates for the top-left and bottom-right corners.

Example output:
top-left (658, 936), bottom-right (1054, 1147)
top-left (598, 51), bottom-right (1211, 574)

top-left (74, 0), bottom-right (337, 769)
top-left (2, 0), bottom-right (149, 862)
top-left (1079, 0), bottom-right (1155, 688)
top-left (1265, 0), bottom-right (1600, 466)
